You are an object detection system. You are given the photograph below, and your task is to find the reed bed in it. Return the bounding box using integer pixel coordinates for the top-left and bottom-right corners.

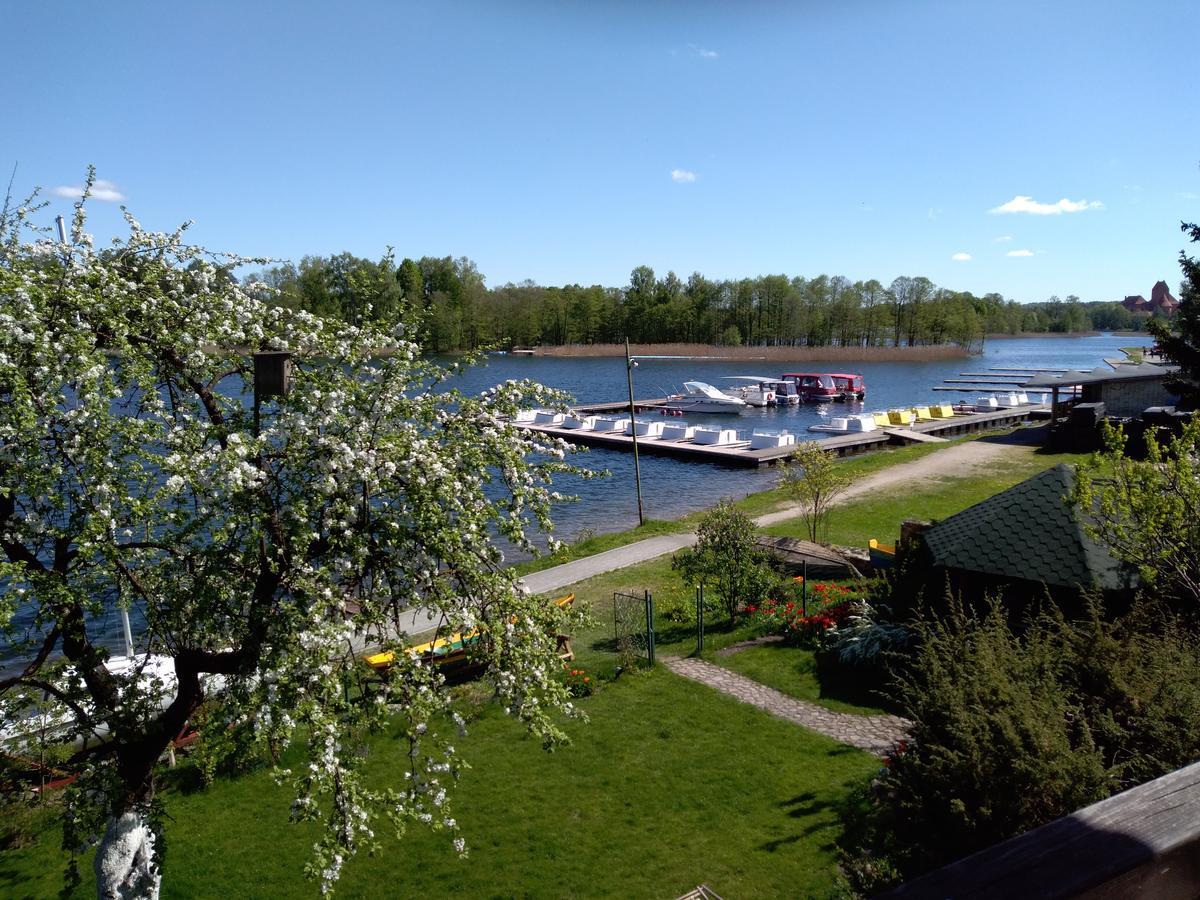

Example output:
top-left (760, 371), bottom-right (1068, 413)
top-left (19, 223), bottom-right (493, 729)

top-left (533, 342), bottom-right (972, 361)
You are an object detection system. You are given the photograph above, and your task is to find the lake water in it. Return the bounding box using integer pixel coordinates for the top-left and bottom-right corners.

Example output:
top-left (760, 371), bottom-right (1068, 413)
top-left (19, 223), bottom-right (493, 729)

top-left (0, 333), bottom-right (1148, 666)
top-left (445, 333), bottom-right (1148, 543)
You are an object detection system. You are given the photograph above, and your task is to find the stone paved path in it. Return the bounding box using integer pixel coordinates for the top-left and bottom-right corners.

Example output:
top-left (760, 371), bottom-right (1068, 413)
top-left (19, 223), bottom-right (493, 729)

top-left (661, 655), bottom-right (910, 756)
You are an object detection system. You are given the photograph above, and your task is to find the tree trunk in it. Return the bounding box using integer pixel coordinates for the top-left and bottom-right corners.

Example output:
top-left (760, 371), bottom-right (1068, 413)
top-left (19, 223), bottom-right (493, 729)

top-left (94, 808), bottom-right (161, 900)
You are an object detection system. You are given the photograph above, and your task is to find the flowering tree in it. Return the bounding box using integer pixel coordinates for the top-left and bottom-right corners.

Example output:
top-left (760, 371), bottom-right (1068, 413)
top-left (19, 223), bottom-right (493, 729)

top-left (0, 171), bottom-right (586, 897)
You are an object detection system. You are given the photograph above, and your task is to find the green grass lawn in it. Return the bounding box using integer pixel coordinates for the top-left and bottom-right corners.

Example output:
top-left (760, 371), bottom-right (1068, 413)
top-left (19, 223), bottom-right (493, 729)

top-left (513, 518), bottom-right (695, 576)
top-left (766, 442), bottom-right (1092, 549)
top-left (0, 428), bottom-right (1090, 899)
top-left (715, 644), bottom-right (890, 717)
top-left (1, 672), bottom-right (878, 900)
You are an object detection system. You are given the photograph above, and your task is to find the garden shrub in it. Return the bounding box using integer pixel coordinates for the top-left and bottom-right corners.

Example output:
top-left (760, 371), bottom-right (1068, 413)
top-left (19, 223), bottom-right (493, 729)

top-left (672, 500), bottom-right (775, 620)
top-left (841, 593), bottom-right (1200, 894)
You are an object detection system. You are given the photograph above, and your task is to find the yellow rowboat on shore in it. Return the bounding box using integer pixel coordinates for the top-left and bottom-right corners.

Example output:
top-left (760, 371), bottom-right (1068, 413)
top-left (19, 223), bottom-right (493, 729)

top-left (868, 538), bottom-right (896, 569)
top-left (364, 594), bottom-right (575, 671)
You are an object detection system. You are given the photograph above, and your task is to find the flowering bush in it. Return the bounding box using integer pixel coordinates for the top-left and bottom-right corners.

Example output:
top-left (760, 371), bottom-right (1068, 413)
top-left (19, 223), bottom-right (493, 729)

top-left (0, 170), bottom-right (593, 897)
top-left (746, 582), bottom-right (858, 648)
top-left (564, 667), bottom-right (594, 697)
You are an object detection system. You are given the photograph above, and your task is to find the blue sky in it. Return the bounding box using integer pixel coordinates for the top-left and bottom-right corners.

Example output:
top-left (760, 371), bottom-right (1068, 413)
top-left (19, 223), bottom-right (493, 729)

top-left (7, 0), bottom-right (1199, 303)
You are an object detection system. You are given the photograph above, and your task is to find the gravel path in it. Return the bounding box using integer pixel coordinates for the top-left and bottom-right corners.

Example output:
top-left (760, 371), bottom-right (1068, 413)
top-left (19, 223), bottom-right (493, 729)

top-left (661, 655), bottom-right (910, 756)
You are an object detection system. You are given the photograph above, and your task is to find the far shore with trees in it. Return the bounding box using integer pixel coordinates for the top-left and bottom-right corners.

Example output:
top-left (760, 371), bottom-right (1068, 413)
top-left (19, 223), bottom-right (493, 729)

top-left (246, 254), bottom-right (1173, 356)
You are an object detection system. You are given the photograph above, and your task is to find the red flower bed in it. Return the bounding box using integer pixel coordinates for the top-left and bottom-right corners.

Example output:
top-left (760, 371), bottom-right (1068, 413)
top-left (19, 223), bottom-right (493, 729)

top-left (746, 583), bottom-right (858, 647)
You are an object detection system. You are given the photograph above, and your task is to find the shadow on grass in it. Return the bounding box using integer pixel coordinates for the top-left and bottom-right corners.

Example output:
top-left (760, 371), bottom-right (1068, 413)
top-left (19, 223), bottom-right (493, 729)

top-left (587, 617), bottom-right (742, 656)
top-left (760, 790), bottom-right (845, 851)
top-left (977, 423), bottom-right (1053, 448)
top-left (747, 640), bottom-right (900, 714)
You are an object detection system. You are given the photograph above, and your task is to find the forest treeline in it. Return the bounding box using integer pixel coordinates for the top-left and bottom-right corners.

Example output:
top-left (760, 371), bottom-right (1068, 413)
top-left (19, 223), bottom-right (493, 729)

top-left (245, 252), bottom-right (1159, 353)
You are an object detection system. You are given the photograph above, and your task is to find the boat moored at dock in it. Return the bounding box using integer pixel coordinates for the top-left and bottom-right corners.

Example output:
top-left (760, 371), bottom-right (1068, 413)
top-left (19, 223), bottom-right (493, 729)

top-left (749, 430), bottom-right (797, 449)
top-left (692, 426), bottom-right (742, 445)
top-left (560, 413), bottom-right (597, 430)
top-left (781, 372), bottom-right (840, 402)
top-left (808, 414), bottom-right (878, 434)
top-left (625, 419), bottom-right (665, 438)
top-left (781, 372), bottom-right (867, 402)
top-left (829, 373), bottom-right (867, 401)
top-left (720, 376), bottom-right (778, 407)
top-left (590, 415), bottom-right (630, 432)
top-left (971, 396), bottom-right (1000, 412)
top-left (665, 381), bottom-right (748, 414)
top-left (660, 422), bottom-right (697, 441)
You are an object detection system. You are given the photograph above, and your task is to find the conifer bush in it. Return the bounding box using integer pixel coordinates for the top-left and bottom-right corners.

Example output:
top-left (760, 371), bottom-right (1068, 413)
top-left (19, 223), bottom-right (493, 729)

top-left (842, 594), bottom-right (1200, 894)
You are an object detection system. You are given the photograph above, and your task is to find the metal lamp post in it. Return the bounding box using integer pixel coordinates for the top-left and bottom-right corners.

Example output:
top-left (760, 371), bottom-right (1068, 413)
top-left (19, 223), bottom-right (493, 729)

top-left (624, 338), bottom-right (645, 527)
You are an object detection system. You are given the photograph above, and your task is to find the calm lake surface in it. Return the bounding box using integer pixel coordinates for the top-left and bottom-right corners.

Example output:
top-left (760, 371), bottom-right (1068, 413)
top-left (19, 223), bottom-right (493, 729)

top-left (0, 333), bottom-right (1149, 666)
top-left (446, 333), bottom-right (1149, 544)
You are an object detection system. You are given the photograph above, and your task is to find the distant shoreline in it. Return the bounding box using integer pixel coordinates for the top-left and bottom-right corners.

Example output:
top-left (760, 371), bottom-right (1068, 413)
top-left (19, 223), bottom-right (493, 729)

top-left (983, 331), bottom-right (1102, 339)
top-left (528, 342), bottom-right (972, 362)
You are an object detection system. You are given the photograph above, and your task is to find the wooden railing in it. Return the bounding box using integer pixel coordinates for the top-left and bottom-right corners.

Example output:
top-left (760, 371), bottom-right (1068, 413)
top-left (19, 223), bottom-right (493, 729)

top-left (882, 759), bottom-right (1200, 899)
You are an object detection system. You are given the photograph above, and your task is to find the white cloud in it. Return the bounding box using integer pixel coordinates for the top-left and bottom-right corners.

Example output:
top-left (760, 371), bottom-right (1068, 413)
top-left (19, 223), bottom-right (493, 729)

top-left (928, 207), bottom-right (942, 220)
top-left (671, 169), bottom-right (696, 183)
top-left (1007, 249), bottom-right (1035, 257)
top-left (951, 252), bottom-right (972, 261)
top-left (1182, 191), bottom-right (1199, 201)
top-left (990, 195), bottom-right (1102, 215)
top-left (689, 44), bottom-right (718, 59)
top-left (993, 235), bottom-right (1013, 242)
top-left (52, 179), bottom-right (125, 202)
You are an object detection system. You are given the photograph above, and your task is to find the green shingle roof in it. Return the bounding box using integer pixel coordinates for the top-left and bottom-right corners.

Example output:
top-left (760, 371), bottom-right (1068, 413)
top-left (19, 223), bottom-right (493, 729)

top-left (920, 464), bottom-right (1132, 592)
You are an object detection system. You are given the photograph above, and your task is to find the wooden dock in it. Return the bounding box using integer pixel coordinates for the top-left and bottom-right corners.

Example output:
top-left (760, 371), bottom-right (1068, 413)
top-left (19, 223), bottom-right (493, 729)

top-left (519, 405), bottom-right (1046, 468)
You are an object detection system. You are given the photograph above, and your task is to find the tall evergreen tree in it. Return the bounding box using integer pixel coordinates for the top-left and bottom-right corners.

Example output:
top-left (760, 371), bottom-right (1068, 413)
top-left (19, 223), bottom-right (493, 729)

top-left (1149, 220), bottom-right (1200, 408)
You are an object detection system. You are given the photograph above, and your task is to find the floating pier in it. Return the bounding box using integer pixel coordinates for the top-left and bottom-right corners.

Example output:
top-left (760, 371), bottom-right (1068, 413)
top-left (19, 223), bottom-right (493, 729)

top-left (518, 405), bottom-right (1046, 468)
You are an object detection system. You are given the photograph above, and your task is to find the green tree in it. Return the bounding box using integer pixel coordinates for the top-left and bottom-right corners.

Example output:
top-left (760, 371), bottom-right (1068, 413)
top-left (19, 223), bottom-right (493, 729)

top-left (778, 442), bottom-right (852, 543)
top-left (1073, 418), bottom-right (1200, 608)
top-left (672, 501), bottom-right (774, 620)
top-left (1149, 219), bottom-right (1200, 407)
top-left (0, 172), bottom-right (583, 897)
top-left (843, 595), bottom-right (1200, 892)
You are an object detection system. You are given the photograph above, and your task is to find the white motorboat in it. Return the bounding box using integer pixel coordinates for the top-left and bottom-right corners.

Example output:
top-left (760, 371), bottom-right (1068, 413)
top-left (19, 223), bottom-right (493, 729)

top-left (721, 376), bottom-right (778, 408)
top-left (665, 382), bottom-right (747, 414)
top-left (0, 653), bottom-right (225, 753)
top-left (808, 414), bottom-right (878, 434)
top-left (765, 380), bottom-right (801, 405)
top-left (533, 410), bottom-right (565, 425)
top-left (972, 395), bottom-right (1000, 412)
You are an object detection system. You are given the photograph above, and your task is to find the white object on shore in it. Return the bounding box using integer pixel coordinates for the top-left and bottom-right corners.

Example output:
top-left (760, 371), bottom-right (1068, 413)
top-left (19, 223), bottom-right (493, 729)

top-left (692, 427), bottom-right (740, 446)
top-left (749, 430), bottom-right (795, 449)
top-left (660, 422), bottom-right (696, 441)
